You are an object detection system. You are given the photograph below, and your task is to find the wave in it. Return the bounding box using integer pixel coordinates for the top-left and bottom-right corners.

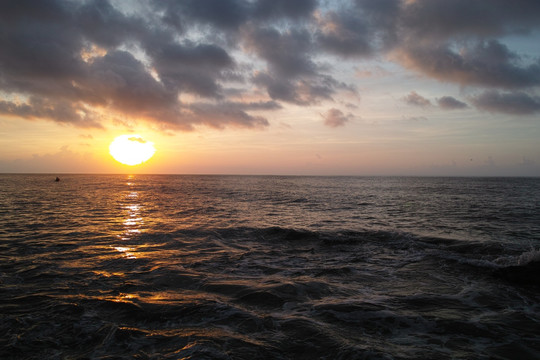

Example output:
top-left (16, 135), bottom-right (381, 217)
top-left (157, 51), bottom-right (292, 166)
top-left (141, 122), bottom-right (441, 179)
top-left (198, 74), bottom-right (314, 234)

top-left (3, 222), bottom-right (539, 359)
top-left (493, 259), bottom-right (540, 287)
top-left (518, 247), bottom-right (540, 266)
top-left (173, 225), bottom-right (530, 254)
top-left (174, 225), bottom-right (540, 289)
top-left (199, 225), bottom-right (419, 246)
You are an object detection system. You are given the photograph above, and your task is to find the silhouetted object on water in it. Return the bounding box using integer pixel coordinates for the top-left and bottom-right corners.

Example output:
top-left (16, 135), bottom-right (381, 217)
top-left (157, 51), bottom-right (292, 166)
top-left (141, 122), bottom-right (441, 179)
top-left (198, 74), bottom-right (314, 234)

top-left (55, 177), bottom-right (60, 182)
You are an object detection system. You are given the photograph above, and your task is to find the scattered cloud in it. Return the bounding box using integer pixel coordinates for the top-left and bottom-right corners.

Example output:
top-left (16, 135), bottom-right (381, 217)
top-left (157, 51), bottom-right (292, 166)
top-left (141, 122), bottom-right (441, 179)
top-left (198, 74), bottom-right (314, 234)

top-left (437, 96), bottom-right (468, 110)
top-left (401, 116), bottom-right (429, 123)
top-left (128, 136), bottom-right (147, 143)
top-left (322, 108), bottom-right (351, 128)
top-left (402, 92), bottom-right (432, 107)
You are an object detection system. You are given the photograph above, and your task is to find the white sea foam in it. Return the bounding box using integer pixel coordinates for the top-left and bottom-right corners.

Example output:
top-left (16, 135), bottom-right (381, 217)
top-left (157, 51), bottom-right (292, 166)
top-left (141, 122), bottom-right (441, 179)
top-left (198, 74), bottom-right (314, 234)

top-left (518, 247), bottom-right (540, 266)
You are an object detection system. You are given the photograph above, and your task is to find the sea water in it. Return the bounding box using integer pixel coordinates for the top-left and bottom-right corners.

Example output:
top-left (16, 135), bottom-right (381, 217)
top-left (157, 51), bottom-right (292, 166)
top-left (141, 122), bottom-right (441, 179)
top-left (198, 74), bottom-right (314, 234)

top-left (0, 174), bottom-right (539, 359)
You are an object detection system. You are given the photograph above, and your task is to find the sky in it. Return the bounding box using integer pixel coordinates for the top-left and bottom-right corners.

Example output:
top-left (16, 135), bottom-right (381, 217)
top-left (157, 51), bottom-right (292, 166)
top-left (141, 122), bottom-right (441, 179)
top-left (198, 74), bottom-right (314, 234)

top-left (1, 0), bottom-right (540, 176)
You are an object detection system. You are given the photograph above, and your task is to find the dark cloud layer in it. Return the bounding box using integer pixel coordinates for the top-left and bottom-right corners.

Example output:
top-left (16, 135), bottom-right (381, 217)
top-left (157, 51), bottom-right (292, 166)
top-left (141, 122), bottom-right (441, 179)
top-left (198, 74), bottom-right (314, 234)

top-left (398, 40), bottom-right (540, 89)
top-left (0, 97), bottom-right (102, 128)
top-left (401, 0), bottom-right (540, 39)
top-left (1, 0), bottom-right (540, 130)
top-left (244, 27), bottom-right (317, 78)
top-left (471, 91), bottom-right (540, 115)
top-left (155, 0), bottom-right (316, 30)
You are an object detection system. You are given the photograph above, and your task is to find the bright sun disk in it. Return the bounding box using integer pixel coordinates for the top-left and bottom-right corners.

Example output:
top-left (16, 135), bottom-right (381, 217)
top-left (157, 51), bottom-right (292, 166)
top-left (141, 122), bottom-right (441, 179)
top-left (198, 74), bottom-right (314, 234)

top-left (109, 134), bottom-right (156, 166)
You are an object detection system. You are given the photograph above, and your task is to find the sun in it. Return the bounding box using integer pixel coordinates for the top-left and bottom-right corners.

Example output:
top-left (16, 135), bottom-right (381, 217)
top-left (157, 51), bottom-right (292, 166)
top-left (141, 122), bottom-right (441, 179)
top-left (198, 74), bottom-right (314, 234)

top-left (109, 135), bottom-right (156, 166)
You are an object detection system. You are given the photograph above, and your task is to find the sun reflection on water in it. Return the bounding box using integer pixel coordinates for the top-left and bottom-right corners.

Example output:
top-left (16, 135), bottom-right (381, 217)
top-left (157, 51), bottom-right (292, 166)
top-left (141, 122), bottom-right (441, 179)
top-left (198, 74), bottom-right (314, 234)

top-left (113, 175), bottom-right (146, 258)
top-left (113, 246), bottom-right (137, 259)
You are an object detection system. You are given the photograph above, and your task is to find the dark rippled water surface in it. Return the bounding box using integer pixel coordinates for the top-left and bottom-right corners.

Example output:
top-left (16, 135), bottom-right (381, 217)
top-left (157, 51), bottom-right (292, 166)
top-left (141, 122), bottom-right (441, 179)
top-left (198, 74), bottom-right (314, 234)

top-left (1, 174), bottom-right (539, 359)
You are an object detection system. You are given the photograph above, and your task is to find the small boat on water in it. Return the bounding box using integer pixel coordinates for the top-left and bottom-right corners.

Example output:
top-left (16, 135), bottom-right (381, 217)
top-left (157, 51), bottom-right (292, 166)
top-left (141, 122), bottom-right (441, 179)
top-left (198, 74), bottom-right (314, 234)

top-left (55, 177), bottom-right (60, 182)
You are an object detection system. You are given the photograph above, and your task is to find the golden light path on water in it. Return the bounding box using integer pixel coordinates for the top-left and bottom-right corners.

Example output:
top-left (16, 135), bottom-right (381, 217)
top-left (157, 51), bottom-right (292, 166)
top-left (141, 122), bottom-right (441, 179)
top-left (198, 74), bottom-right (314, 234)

top-left (114, 175), bottom-right (143, 259)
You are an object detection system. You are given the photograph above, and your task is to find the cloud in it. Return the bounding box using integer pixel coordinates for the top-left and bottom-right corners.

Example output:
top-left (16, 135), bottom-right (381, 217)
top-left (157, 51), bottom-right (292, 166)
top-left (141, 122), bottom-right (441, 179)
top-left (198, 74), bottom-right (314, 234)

top-left (316, 11), bottom-right (373, 57)
top-left (253, 72), bottom-right (348, 105)
top-left (402, 91), bottom-right (432, 107)
top-left (322, 108), bottom-right (351, 128)
top-left (471, 91), bottom-right (540, 115)
top-left (1, 0), bottom-right (540, 131)
top-left (389, 1), bottom-right (540, 93)
top-left (154, 0), bottom-right (316, 31)
top-left (396, 40), bottom-right (540, 89)
top-left (253, 0), bottom-right (317, 20)
top-left (401, 0), bottom-right (540, 40)
top-left (404, 92), bottom-right (469, 111)
top-left (148, 41), bottom-right (234, 98)
top-left (402, 116), bottom-right (428, 123)
top-left (77, 0), bottom-right (146, 48)
top-left (86, 50), bottom-right (178, 111)
top-left (0, 0), bottom-right (281, 131)
top-left (128, 136), bottom-right (147, 143)
top-left (185, 101), bottom-right (271, 130)
top-left (316, 0), bottom-right (400, 57)
top-left (243, 26), bottom-right (317, 78)
top-left (162, 0), bottom-right (250, 30)
top-left (0, 97), bottom-right (103, 128)
top-left (437, 96), bottom-right (468, 110)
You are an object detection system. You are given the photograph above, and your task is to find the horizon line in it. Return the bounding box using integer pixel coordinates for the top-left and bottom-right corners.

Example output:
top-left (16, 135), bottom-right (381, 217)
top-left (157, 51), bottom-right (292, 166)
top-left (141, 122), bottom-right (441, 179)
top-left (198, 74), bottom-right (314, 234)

top-left (2, 172), bottom-right (539, 179)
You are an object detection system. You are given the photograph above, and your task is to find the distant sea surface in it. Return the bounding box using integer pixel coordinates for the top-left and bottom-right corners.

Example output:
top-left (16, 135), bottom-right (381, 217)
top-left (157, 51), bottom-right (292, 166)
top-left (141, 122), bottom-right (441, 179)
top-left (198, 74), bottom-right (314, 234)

top-left (1, 174), bottom-right (539, 359)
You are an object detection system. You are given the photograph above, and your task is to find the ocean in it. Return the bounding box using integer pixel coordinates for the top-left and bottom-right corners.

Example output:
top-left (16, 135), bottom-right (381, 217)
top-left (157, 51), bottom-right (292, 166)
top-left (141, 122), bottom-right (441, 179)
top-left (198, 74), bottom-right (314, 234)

top-left (0, 174), bottom-right (539, 359)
